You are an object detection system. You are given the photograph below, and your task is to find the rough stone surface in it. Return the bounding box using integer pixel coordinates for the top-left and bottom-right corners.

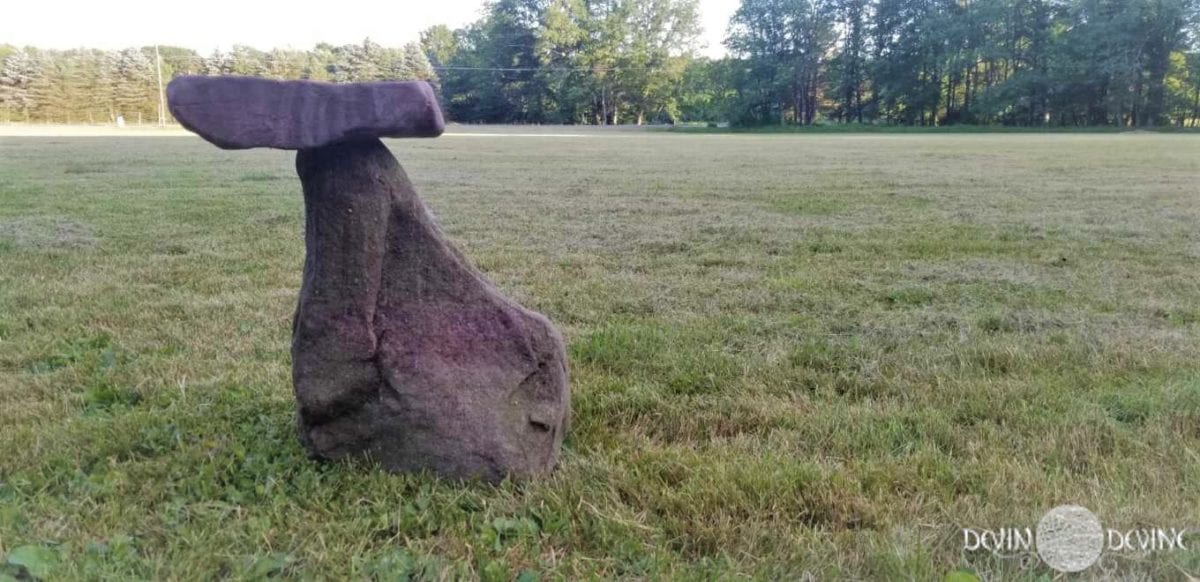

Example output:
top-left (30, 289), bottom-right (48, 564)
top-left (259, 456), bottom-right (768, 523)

top-left (167, 76), bottom-right (444, 150)
top-left (292, 138), bottom-right (570, 481)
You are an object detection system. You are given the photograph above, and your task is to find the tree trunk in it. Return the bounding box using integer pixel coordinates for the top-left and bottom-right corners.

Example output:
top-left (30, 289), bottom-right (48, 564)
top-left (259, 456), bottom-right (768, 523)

top-left (946, 73), bottom-right (957, 121)
top-left (1133, 75), bottom-right (1144, 126)
top-left (855, 86), bottom-right (864, 123)
top-left (600, 87), bottom-right (608, 125)
top-left (794, 82), bottom-right (802, 125)
top-left (810, 70), bottom-right (817, 125)
top-left (1191, 84), bottom-right (1199, 127)
top-left (931, 69), bottom-right (941, 126)
top-left (965, 65), bottom-right (974, 118)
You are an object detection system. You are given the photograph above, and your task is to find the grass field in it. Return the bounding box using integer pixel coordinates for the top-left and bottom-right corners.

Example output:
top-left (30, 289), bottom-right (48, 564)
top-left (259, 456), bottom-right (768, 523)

top-left (1, 130), bottom-right (1199, 580)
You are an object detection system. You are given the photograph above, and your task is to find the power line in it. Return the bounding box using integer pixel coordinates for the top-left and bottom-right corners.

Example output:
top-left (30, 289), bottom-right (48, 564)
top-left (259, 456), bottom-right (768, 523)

top-left (4, 49), bottom-right (682, 75)
top-left (431, 66), bottom-right (671, 72)
top-left (106, 54), bottom-right (676, 74)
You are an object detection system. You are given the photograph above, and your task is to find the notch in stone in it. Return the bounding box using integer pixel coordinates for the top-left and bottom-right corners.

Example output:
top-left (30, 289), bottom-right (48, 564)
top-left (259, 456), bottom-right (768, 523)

top-left (167, 76), bottom-right (445, 150)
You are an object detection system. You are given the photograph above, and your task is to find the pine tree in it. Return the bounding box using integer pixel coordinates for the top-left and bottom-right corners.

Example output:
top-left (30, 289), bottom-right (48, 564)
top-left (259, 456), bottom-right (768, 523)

top-left (402, 42), bottom-right (438, 87)
top-left (265, 48), bottom-right (304, 79)
top-left (229, 45), bottom-right (267, 76)
top-left (305, 44), bottom-right (336, 81)
top-left (95, 50), bottom-right (119, 123)
top-left (62, 51), bottom-right (97, 123)
top-left (327, 44), bottom-right (357, 82)
top-left (348, 39), bottom-right (386, 81)
top-left (114, 48), bottom-right (153, 122)
top-left (386, 47), bottom-right (414, 81)
top-left (203, 50), bottom-right (233, 75)
top-left (0, 49), bottom-right (39, 121)
top-left (29, 52), bottom-right (69, 122)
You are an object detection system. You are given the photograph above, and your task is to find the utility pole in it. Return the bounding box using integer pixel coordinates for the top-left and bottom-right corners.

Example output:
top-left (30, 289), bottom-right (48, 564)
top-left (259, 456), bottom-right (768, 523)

top-left (155, 44), bottom-right (167, 127)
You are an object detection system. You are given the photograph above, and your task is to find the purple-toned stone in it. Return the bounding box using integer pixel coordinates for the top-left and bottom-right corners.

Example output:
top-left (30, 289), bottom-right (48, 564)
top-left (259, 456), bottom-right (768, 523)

top-left (166, 76), bottom-right (444, 150)
top-left (166, 75), bottom-right (570, 481)
top-left (292, 139), bottom-right (570, 481)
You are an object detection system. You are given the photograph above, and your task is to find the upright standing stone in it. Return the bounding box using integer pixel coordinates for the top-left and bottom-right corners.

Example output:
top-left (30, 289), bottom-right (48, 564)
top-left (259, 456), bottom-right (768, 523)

top-left (168, 76), bottom-right (570, 481)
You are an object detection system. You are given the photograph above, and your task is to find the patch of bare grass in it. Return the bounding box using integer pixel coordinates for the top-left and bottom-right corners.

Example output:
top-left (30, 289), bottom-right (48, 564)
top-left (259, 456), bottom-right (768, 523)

top-left (0, 217), bottom-right (97, 249)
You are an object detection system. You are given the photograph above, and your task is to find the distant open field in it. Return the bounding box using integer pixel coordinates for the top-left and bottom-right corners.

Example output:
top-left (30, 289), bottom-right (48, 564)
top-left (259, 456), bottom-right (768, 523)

top-left (1, 130), bottom-right (1199, 579)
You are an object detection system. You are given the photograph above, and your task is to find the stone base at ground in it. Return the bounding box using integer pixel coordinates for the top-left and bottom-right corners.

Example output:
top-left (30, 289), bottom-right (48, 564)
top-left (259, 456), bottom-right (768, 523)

top-left (291, 138), bottom-right (570, 481)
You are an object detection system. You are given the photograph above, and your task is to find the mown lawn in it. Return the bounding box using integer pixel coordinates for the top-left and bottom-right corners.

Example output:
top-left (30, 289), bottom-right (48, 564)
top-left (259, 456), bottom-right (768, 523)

top-left (1, 130), bottom-right (1198, 580)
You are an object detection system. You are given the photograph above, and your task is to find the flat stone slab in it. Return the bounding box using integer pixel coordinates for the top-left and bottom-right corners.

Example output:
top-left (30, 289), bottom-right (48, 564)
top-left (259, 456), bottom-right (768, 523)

top-left (167, 76), bottom-right (444, 149)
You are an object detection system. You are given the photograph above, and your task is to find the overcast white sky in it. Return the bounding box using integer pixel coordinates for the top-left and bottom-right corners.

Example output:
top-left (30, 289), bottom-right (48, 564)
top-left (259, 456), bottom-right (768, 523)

top-left (2, 0), bottom-right (739, 58)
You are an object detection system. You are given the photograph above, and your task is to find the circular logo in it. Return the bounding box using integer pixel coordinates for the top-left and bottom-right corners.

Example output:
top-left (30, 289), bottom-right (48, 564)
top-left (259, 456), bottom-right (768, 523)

top-left (1036, 505), bottom-right (1104, 572)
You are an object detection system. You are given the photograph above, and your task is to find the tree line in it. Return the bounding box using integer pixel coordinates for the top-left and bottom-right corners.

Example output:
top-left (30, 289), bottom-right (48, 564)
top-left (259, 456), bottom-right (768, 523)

top-left (433, 0), bottom-right (1200, 127)
top-left (0, 41), bottom-right (436, 125)
top-left (2, 0), bottom-right (1199, 127)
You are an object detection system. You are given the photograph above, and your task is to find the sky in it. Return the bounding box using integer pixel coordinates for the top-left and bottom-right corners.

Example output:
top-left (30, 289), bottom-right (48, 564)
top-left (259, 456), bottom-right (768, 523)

top-left (2, 0), bottom-right (739, 58)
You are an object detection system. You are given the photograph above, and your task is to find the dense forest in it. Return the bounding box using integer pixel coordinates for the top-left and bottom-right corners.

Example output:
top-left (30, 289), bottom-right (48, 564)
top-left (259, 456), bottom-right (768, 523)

top-left (0, 42), bottom-right (438, 125)
top-left (2, 0), bottom-right (1199, 127)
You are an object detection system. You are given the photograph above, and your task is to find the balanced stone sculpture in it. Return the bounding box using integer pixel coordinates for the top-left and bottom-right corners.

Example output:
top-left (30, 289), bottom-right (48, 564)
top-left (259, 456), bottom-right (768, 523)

top-left (168, 76), bottom-right (570, 481)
